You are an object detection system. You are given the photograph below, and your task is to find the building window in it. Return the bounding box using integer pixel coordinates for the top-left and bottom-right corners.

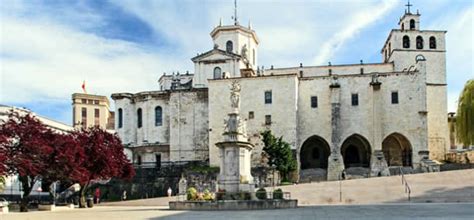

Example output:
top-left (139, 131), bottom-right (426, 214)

top-left (351, 93), bottom-right (359, 106)
top-left (265, 115), bottom-right (272, 125)
top-left (388, 43), bottom-right (391, 53)
top-left (401, 23), bottom-right (405, 30)
top-left (429, 36), bottom-right (436, 49)
top-left (94, 100), bottom-right (99, 105)
top-left (391, 91), bottom-right (399, 104)
top-left (410, 19), bottom-right (415, 30)
top-left (155, 106), bottom-right (162, 126)
top-left (226, 40), bottom-right (233, 53)
top-left (403, 35), bottom-right (410, 48)
top-left (264, 91), bottom-right (272, 104)
top-left (360, 68), bottom-right (364, 74)
top-left (416, 36), bottom-right (424, 49)
top-left (81, 107), bottom-right (87, 128)
top-left (137, 108), bottom-right (143, 128)
top-left (213, 67), bottom-right (222, 79)
top-left (311, 96), bottom-right (318, 108)
top-left (94, 108), bottom-right (100, 126)
top-left (249, 111), bottom-right (254, 119)
top-left (81, 99), bottom-right (87, 104)
top-left (328, 69), bottom-right (332, 75)
top-left (118, 108), bottom-right (123, 128)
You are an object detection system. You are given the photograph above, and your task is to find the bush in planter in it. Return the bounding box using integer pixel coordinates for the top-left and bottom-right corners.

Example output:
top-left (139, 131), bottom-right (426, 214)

top-left (273, 188), bottom-right (283, 200)
top-left (203, 189), bottom-right (213, 201)
top-left (256, 188), bottom-right (267, 200)
top-left (186, 187), bottom-right (198, 201)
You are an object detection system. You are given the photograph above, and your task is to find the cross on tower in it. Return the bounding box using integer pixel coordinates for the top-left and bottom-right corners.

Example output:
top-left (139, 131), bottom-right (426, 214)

top-left (405, 0), bottom-right (413, 14)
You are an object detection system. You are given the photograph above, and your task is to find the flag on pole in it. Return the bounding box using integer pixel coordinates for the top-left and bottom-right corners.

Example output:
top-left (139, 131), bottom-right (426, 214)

top-left (81, 80), bottom-right (87, 94)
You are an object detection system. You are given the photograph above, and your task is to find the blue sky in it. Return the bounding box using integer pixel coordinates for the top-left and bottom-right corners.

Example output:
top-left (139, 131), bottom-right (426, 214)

top-left (1, 0), bottom-right (472, 125)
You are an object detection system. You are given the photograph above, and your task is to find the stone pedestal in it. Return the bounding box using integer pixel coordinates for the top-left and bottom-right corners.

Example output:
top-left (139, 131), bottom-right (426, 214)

top-left (216, 141), bottom-right (254, 193)
top-left (327, 153), bottom-right (344, 181)
top-left (370, 150), bottom-right (390, 177)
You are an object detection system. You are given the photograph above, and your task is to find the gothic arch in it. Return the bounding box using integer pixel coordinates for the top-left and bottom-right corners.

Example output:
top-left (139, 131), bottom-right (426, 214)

top-left (300, 135), bottom-right (330, 169)
top-left (341, 134), bottom-right (371, 168)
top-left (382, 133), bottom-right (413, 167)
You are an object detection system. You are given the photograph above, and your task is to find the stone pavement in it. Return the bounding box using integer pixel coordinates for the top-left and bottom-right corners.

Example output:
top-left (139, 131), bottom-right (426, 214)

top-left (100, 169), bottom-right (474, 207)
top-left (2, 203), bottom-right (474, 220)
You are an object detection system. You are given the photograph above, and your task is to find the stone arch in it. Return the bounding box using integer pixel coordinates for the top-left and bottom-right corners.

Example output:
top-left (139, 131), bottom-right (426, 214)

top-left (382, 133), bottom-right (413, 167)
top-left (300, 135), bottom-right (330, 169)
top-left (341, 134), bottom-right (371, 168)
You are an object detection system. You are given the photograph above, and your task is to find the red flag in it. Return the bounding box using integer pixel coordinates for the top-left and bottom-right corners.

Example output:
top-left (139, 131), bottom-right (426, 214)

top-left (82, 80), bottom-right (87, 93)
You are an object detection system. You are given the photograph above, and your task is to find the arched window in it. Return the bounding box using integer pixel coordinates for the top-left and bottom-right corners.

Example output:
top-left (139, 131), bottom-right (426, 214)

top-left (155, 106), bottom-right (162, 126)
top-left (118, 108), bottom-right (123, 128)
top-left (429, 36), bottom-right (436, 49)
top-left (388, 43), bottom-right (391, 53)
top-left (401, 23), bottom-right (405, 31)
top-left (410, 19), bottom-right (415, 30)
top-left (137, 108), bottom-right (142, 128)
top-left (213, 67), bottom-right (222, 79)
top-left (403, 35), bottom-right (410, 48)
top-left (416, 36), bottom-right (424, 49)
top-left (226, 40), bottom-right (233, 53)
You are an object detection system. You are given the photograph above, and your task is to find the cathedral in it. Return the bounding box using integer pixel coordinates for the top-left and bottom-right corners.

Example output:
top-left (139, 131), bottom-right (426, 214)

top-left (111, 5), bottom-right (448, 180)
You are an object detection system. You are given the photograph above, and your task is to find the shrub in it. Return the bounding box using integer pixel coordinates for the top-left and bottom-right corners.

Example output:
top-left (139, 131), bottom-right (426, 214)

top-left (273, 188), bottom-right (283, 200)
top-left (256, 188), bottom-right (267, 200)
top-left (203, 189), bottom-right (213, 201)
top-left (186, 187), bottom-right (197, 201)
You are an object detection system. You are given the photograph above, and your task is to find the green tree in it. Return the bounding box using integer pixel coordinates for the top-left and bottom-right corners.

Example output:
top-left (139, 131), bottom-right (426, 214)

top-left (260, 130), bottom-right (297, 182)
top-left (456, 79), bottom-right (474, 146)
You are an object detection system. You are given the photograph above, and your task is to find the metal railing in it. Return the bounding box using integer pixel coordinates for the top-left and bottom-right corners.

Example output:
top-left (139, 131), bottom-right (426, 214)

top-left (399, 167), bottom-right (411, 201)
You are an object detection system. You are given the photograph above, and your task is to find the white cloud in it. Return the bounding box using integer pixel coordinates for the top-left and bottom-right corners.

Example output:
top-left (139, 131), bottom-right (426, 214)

top-left (0, 17), bottom-right (182, 104)
top-left (313, 0), bottom-right (398, 64)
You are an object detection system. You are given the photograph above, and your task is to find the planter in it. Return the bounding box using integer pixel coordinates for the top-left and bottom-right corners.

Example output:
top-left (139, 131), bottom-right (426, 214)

top-left (38, 204), bottom-right (56, 211)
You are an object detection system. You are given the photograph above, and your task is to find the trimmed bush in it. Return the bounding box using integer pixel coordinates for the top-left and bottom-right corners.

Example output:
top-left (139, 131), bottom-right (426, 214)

top-left (186, 187), bottom-right (197, 201)
top-left (203, 189), bottom-right (213, 201)
top-left (256, 188), bottom-right (267, 200)
top-left (273, 188), bottom-right (283, 200)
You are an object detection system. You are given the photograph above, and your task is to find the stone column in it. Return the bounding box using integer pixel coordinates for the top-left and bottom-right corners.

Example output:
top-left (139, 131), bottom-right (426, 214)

top-left (327, 79), bottom-right (345, 181)
top-left (369, 76), bottom-right (390, 176)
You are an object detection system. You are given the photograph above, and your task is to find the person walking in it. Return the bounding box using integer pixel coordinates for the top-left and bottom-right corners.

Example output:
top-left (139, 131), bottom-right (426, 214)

top-left (122, 190), bottom-right (127, 201)
top-left (167, 187), bottom-right (172, 198)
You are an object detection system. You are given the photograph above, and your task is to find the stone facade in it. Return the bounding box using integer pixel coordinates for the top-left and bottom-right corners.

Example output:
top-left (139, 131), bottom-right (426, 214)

top-left (112, 8), bottom-right (449, 180)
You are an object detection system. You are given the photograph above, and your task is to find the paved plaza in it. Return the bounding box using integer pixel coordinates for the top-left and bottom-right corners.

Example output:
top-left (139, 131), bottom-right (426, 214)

top-left (2, 203), bottom-right (474, 220)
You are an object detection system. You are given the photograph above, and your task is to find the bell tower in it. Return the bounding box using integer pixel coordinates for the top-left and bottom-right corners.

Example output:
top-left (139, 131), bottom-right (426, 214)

top-left (192, 0), bottom-right (259, 88)
top-left (381, 1), bottom-right (449, 161)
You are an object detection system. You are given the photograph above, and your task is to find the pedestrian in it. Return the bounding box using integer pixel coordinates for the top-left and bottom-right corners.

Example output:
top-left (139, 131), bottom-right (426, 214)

top-left (95, 188), bottom-right (101, 204)
top-left (122, 190), bottom-right (127, 201)
top-left (167, 187), bottom-right (172, 197)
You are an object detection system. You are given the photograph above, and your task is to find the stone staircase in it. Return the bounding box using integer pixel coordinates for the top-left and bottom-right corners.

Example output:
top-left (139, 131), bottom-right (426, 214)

top-left (279, 169), bottom-right (474, 205)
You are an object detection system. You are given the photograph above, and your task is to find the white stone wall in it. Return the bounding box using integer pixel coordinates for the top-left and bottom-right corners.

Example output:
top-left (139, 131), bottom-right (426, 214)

top-left (264, 63), bottom-right (394, 77)
top-left (208, 75), bottom-right (299, 166)
top-left (169, 90), bottom-right (209, 162)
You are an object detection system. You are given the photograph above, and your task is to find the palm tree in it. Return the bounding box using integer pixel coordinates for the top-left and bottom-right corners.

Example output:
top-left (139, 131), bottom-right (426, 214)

top-left (456, 79), bottom-right (474, 147)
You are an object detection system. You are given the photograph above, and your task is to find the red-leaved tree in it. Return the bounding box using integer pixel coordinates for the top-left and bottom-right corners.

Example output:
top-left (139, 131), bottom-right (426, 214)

top-left (0, 112), bottom-right (54, 212)
top-left (73, 127), bottom-right (134, 208)
top-left (41, 132), bottom-right (88, 202)
top-left (0, 133), bottom-right (7, 176)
